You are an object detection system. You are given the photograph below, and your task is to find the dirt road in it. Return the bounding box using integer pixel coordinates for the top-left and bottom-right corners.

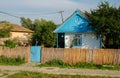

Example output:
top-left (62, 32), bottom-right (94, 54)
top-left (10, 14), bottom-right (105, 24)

top-left (0, 63), bottom-right (120, 77)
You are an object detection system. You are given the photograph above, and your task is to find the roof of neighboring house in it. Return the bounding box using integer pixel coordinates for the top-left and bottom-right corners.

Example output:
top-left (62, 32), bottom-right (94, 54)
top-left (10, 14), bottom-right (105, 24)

top-left (0, 23), bottom-right (33, 33)
top-left (54, 9), bottom-right (93, 33)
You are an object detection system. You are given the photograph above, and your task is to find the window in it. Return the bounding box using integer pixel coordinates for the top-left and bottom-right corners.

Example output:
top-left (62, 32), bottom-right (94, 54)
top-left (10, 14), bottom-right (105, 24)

top-left (72, 34), bottom-right (82, 47)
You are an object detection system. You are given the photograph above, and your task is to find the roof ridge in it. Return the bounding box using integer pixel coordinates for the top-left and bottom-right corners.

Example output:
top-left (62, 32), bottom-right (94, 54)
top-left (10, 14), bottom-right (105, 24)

top-left (54, 9), bottom-right (93, 33)
top-left (0, 23), bottom-right (33, 33)
top-left (62, 9), bottom-right (87, 24)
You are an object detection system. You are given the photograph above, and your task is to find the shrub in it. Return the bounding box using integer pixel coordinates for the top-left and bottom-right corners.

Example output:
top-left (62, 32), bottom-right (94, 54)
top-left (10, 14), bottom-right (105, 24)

top-left (38, 59), bottom-right (120, 70)
top-left (39, 59), bottom-right (72, 68)
top-left (74, 62), bottom-right (95, 68)
top-left (4, 39), bottom-right (16, 48)
top-left (0, 56), bottom-right (25, 65)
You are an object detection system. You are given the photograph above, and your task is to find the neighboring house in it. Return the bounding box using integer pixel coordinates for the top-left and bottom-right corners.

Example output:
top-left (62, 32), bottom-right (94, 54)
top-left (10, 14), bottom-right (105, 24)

top-left (54, 10), bottom-right (102, 49)
top-left (0, 23), bottom-right (33, 44)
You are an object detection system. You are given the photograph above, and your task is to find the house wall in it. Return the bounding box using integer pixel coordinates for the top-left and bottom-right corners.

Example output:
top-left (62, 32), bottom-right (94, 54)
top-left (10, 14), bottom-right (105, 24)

top-left (10, 32), bottom-right (32, 41)
top-left (82, 33), bottom-right (100, 49)
top-left (0, 32), bottom-right (32, 45)
top-left (65, 33), bottom-right (74, 48)
top-left (65, 33), bottom-right (100, 49)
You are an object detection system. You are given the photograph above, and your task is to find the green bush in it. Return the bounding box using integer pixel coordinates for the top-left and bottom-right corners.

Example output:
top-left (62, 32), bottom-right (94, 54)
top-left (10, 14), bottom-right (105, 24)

top-left (4, 39), bottom-right (16, 48)
top-left (0, 56), bottom-right (25, 65)
top-left (39, 59), bottom-right (72, 68)
top-left (74, 62), bottom-right (96, 68)
top-left (38, 59), bottom-right (120, 70)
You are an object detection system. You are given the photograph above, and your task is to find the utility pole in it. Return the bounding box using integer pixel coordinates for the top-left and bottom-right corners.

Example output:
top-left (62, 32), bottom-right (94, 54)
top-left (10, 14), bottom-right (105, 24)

top-left (58, 11), bottom-right (64, 23)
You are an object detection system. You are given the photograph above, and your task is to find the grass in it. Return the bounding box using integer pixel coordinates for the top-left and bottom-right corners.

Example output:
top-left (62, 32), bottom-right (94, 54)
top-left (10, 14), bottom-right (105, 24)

top-left (38, 59), bottom-right (120, 70)
top-left (0, 56), bottom-right (25, 65)
top-left (39, 59), bottom-right (72, 68)
top-left (6, 71), bottom-right (120, 78)
top-left (0, 73), bottom-right (8, 77)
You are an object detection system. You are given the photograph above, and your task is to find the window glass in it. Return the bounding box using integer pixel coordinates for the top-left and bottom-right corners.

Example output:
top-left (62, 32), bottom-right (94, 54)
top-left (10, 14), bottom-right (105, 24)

top-left (72, 34), bottom-right (82, 46)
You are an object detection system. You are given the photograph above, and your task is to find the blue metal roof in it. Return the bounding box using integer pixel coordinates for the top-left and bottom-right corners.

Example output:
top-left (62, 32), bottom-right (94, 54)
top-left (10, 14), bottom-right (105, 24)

top-left (54, 10), bottom-right (93, 33)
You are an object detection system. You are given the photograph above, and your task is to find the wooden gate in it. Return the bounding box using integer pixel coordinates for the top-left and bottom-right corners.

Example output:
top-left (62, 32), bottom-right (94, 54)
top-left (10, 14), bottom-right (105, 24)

top-left (30, 46), bottom-right (41, 62)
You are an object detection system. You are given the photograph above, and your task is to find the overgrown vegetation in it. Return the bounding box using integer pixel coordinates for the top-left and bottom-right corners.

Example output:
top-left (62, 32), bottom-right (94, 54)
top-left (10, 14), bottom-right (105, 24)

top-left (38, 59), bottom-right (120, 70)
top-left (4, 39), bottom-right (16, 48)
top-left (0, 23), bottom-right (12, 38)
top-left (0, 56), bottom-right (25, 65)
top-left (39, 59), bottom-right (72, 68)
top-left (85, 2), bottom-right (120, 48)
top-left (7, 71), bottom-right (119, 78)
top-left (20, 18), bottom-right (57, 47)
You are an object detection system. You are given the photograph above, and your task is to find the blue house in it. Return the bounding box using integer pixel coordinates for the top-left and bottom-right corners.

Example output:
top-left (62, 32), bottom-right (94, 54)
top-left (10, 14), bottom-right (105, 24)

top-left (54, 10), bottom-right (102, 48)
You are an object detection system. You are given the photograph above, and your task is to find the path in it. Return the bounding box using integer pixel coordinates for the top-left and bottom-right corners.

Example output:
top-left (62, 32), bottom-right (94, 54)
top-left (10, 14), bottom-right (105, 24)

top-left (0, 63), bottom-right (120, 77)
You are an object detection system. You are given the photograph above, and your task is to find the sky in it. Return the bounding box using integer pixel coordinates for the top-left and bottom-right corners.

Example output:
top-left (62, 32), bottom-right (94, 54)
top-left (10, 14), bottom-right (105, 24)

top-left (0, 0), bottom-right (120, 25)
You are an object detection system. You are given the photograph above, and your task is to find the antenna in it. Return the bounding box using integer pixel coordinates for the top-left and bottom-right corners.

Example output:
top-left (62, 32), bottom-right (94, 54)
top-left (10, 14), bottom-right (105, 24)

top-left (58, 11), bottom-right (64, 23)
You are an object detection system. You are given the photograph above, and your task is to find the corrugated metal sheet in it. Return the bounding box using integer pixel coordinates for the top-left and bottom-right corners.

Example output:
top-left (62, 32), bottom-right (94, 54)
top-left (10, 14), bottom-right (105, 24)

top-left (54, 10), bottom-right (93, 33)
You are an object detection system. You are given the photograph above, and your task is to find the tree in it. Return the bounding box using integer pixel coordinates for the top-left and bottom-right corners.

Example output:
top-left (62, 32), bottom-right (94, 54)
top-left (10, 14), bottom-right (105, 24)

top-left (0, 22), bottom-right (12, 38)
top-left (0, 27), bottom-right (11, 38)
top-left (0, 21), bottom-right (10, 23)
top-left (21, 18), bottom-right (57, 47)
top-left (32, 19), bottom-right (57, 47)
top-left (85, 2), bottom-right (120, 48)
top-left (20, 17), bottom-right (33, 30)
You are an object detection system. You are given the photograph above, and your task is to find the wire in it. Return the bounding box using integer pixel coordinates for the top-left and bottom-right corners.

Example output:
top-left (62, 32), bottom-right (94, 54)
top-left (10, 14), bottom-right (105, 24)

top-left (0, 11), bottom-right (20, 18)
top-left (15, 11), bottom-right (61, 16)
top-left (0, 10), bottom-right (66, 23)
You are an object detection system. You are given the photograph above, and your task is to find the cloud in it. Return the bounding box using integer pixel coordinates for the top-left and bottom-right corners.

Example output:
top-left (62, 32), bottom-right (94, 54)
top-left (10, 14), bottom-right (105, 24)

top-left (0, 0), bottom-right (94, 12)
top-left (25, 0), bottom-right (76, 7)
top-left (0, 0), bottom-right (119, 12)
top-left (0, 0), bottom-right (96, 24)
top-left (1, 0), bottom-right (119, 24)
top-left (23, 0), bottom-right (80, 10)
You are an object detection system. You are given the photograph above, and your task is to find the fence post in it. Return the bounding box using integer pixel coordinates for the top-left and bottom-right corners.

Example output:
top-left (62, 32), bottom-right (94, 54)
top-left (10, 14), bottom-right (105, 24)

top-left (27, 47), bottom-right (31, 62)
top-left (118, 49), bottom-right (120, 64)
top-left (114, 49), bottom-right (119, 65)
top-left (86, 49), bottom-right (93, 63)
top-left (0, 47), bottom-right (2, 56)
top-left (88, 49), bottom-right (93, 63)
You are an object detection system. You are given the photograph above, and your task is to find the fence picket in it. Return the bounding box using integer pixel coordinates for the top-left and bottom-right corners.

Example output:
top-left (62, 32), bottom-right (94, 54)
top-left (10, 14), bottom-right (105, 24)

top-left (0, 46), bottom-right (120, 64)
top-left (41, 48), bottom-right (120, 64)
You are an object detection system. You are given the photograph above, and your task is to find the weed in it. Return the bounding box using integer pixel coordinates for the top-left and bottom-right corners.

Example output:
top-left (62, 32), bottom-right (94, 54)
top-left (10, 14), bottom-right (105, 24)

top-left (4, 39), bottom-right (16, 48)
top-left (38, 59), bottom-right (120, 70)
top-left (0, 56), bottom-right (25, 65)
top-left (39, 59), bottom-right (72, 68)
top-left (7, 71), bottom-right (120, 78)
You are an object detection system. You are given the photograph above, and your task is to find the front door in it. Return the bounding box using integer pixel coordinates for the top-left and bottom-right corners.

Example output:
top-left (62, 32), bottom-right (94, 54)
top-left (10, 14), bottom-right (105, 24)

top-left (58, 33), bottom-right (65, 48)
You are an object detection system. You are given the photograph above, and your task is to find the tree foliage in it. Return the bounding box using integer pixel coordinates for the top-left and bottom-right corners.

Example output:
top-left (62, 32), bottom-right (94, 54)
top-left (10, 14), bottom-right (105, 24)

top-left (0, 27), bottom-right (11, 38)
top-left (20, 17), bottom-right (33, 30)
top-left (86, 2), bottom-right (120, 48)
top-left (0, 21), bottom-right (12, 38)
top-left (21, 18), bottom-right (57, 47)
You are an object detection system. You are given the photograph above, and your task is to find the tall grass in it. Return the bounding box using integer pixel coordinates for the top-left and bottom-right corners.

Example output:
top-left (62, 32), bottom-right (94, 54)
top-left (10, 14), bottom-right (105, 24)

top-left (38, 59), bottom-right (120, 70)
top-left (0, 56), bottom-right (25, 65)
top-left (7, 71), bottom-right (119, 78)
top-left (39, 59), bottom-right (72, 68)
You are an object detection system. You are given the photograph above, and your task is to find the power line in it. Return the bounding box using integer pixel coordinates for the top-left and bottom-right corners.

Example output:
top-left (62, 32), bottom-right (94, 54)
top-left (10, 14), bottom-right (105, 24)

top-left (15, 12), bottom-right (59, 16)
top-left (0, 10), bottom-right (65, 24)
top-left (0, 11), bottom-right (20, 18)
